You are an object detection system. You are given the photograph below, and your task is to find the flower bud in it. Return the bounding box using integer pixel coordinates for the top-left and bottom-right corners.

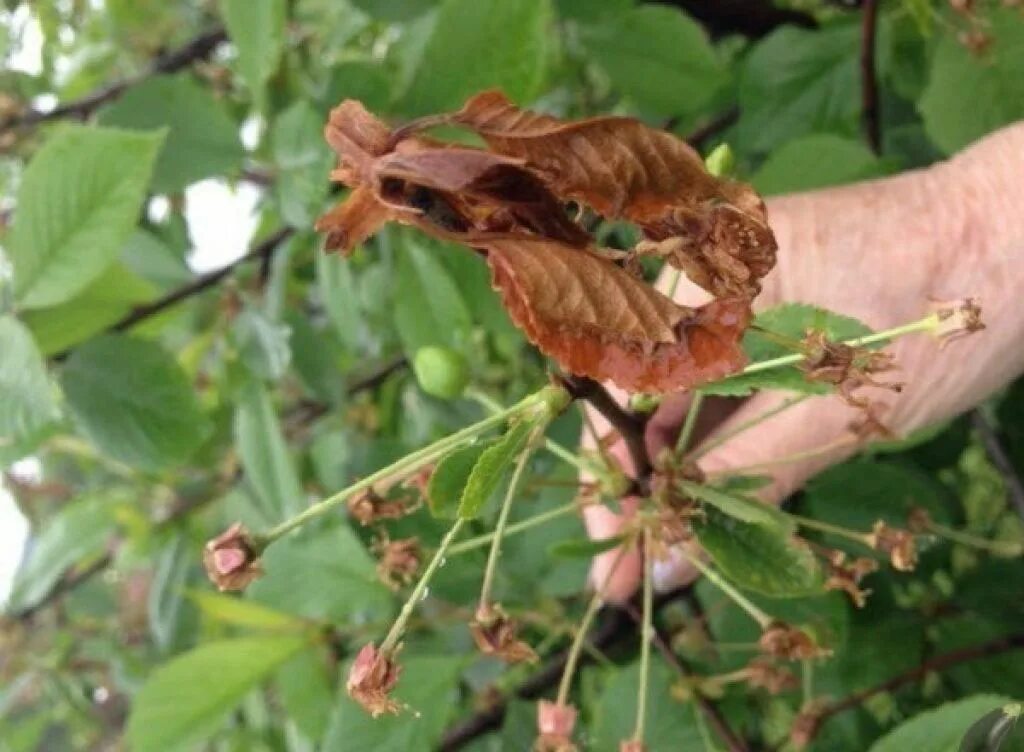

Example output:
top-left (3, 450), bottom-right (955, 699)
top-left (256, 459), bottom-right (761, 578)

top-left (203, 523), bottom-right (263, 592)
top-left (536, 700), bottom-right (578, 752)
top-left (470, 603), bottom-right (538, 664)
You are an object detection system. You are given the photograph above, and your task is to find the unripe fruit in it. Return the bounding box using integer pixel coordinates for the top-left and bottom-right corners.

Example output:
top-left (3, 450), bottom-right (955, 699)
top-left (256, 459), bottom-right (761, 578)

top-left (413, 346), bottom-right (469, 399)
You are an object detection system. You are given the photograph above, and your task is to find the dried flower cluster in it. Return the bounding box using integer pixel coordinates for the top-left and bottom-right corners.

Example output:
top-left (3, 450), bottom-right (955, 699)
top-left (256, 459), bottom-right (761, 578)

top-left (315, 90), bottom-right (777, 393)
top-left (759, 621), bottom-right (828, 661)
top-left (867, 521), bottom-right (918, 571)
top-left (347, 643), bottom-right (402, 717)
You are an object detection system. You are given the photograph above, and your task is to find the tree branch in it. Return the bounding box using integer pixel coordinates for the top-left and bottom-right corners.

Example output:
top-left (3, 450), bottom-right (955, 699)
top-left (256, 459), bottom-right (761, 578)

top-left (860, 0), bottom-right (882, 154)
top-left (654, 0), bottom-right (816, 38)
top-left (971, 410), bottom-right (1024, 521)
top-left (562, 376), bottom-right (652, 484)
top-left (1, 27), bottom-right (227, 131)
top-left (807, 632), bottom-right (1024, 742)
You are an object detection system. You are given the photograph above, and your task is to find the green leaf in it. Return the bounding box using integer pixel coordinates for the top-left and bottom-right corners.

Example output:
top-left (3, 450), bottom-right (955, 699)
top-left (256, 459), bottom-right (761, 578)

top-left (803, 458), bottom-right (954, 548)
top-left (186, 591), bottom-right (305, 631)
top-left (0, 316), bottom-right (59, 445)
top-left (548, 535), bottom-right (624, 559)
top-left (679, 480), bottom-right (792, 531)
top-left (271, 101), bottom-right (333, 227)
top-left (394, 239), bottom-right (473, 357)
top-left (919, 8), bottom-right (1024, 155)
top-left (868, 695), bottom-right (1016, 752)
top-left (7, 125), bottom-right (163, 308)
top-left (581, 5), bottom-right (727, 117)
top-left (703, 303), bottom-right (873, 397)
top-left (695, 507), bottom-right (824, 598)
top-left (592, 660), bottom-right (702, 751)
top-left (220, 0), bottom-right (286, 107)
top-left (398, 0), bottom-right (551, 115)
top-left (247, 526), bottom-right (392, 622)
top-left (959, 702), bottom-right (1024, 752)
top-left (99, 74), bottom-right (243, 193)
top-left (6, 495), bottom-right (117, 614)
top-left (323, 655), bottom-right (464, 750)
top-left (427, 440), bottom-right (494, 518)
top-left (231, 308), bottom-right (292, 381)
top-left (148, 535), bottom-right (192, 653)
top-left (234, 379), bottom-right (305, 520)
top-left (737, 22), bottom-right (860, 155)
top-left (324, 61), bottom-right (392, 114)
top-left (126, 635), bottom-right (308, 752)
top-left (276, 648), bottom-right (334, 742)
top-left (315, 245), bottom-right (363, 352)
top-left (458, 419), bottom-right (535, 519)
top-left (22, 262), bottom-right (156, 356)
top-left (61, 335), bottom-right (211, 470)
top-left (751, 134), bottom-right (890, 196)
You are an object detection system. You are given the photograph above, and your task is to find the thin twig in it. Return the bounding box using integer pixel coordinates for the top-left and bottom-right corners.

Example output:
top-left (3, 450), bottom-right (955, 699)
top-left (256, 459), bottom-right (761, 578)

top-left (623, 603), bottom-right (749, 752)
top-left (1, 28), bottom-right (227, 130)
top-left (808, 632), bottom-right (1024, 742)
top-left (860, 0), bottom-right (882, 154)
top-left (971, 410), bottom-right (1024, 521)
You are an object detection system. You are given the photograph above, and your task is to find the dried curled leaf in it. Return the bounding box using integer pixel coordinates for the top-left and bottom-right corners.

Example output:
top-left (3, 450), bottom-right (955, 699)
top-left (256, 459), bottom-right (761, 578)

top-left (445, 91), bottom-right (777, 299)
top-left (481, 236), bottom-right (749, 392)
top-left (315, 92), bottom-right (772, 393)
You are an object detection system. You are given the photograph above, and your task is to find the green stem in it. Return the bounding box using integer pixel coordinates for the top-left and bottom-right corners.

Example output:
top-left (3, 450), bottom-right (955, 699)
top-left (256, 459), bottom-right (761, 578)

top-left (632, 527), bottom-right (654, 743)
top-left (379, 518), bottom-right (465, 656)
top-left (927, 521), bottom-right (1024, 557)
top-left (690, 395), bottom-right (810, 461)
top-left (675, 390), bottom-right (705, 455)
top-left (740, 314), bottom-right (940, 377)
top-left (447, 501), bottom-right (579, 556)
top-left (556, 545), bottom-right (630, 706)
top-left (682, 550), bottom-right (772, 629)
top-left (786, 512), bottom-right (873, 548)
top-left (478, 443), bottom-right (534, 609)
top-left (263, 390), bottom-right (554, 544)
top-left (802, 659), bottom-right (814, 706)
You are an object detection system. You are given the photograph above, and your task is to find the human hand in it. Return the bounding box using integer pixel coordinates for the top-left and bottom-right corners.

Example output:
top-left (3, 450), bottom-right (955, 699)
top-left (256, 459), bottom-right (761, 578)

top-left (584, 121), bottom-right (1024, 602)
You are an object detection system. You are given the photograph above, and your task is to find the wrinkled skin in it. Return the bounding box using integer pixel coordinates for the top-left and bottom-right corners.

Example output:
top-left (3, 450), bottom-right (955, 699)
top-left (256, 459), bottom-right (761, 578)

top-left (586, 122), bottom-right (1024, 602)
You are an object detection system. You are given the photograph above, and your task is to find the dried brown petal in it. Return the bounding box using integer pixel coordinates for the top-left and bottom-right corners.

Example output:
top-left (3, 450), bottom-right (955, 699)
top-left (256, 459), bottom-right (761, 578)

top-left (348, 487), bottom-right (411, 526)
top-left (373, 536), bottom-right (422, 590)
top-left (867, 521), bottom-right (918, 571)
top-left (790, 702), bottom-right (825, 750)
top-left (930, 297), bottom-right (985, 348)
top-left (906, 506), bottom-right (934, 534)
top-left (470, 603), bottom-right (538, 664)
top-left (800, 331), bottom-right (902, 408)
top-left (822, 548), bottom-right (878, 608)
top-left (535, 701), bottom-right (578, 752)
top-left (759, 622), bottom-right (828, 660)
top-left (745, 658), bottom-right (798, 694)
top-left (203, 523), bottom-right (263, 592)
top-left (347, 643), bottom-right (402, 717)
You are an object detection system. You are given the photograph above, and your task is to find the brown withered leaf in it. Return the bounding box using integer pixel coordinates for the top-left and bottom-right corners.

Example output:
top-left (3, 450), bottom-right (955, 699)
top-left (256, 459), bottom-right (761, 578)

top-left (442, 90), bottom-right (777, 299)
top-left (315, 185), bottom-right (395, 255)
top-left (481, 236), bottom-right (749, 393)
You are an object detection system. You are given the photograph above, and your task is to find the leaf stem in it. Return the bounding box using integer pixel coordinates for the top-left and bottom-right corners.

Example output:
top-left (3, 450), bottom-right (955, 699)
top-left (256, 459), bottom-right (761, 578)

top-left (478, 443), bottom-right (535, 610)
top-left (681, 550), bottom-right (772, 629)
top-left (262, 388), bottom-right (560, 545)
top-left (925, 520), bottom-right (1024, 558)
top-left (676, 390), bottom-right (705, 455)
top-left (632, 526), bottom-right (654, 743)
top-left (785, 512), bottom-right (873, 548)
top-left (447, 501), bottom-right (579, 556)
top-left (379, 517), bottom-right (465, 657)
top-left (739, 314), bottom-right (940, 377)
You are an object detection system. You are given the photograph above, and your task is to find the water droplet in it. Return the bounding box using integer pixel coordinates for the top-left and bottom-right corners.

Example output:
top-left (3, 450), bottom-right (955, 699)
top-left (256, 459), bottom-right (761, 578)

top-left (439, 557), bottom-right (448, 568)
top-left (420, 587), bottom-right (430, 601)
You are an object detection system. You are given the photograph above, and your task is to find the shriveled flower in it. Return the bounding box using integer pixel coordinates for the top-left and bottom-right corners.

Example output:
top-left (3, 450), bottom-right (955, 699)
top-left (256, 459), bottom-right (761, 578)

top-left (348, 487), bottom-right (410, 526)
top-left (745, 657), bottom-right (798, 694)
top-left (790, 702), bottom-right (825, 750)
top-left (619, 740), bottom-right (646, 752)
top-left (800, 331), bottom-right (902, 408)
top-left (470, 603), bottom-right (538, 664)
top-left (535, 700), bottom-right (578, 752)
top-left (867, 521), bottom-right (918, 571)
top-left (823, 549), bottom-right (879, 608)
top-left (373, 536), bottom-right (422, 590)
top-left (759, 621), bottom-right (828, 660)
top-left (346, 643), bottom-right (402, 717)
top-left (930, 297), bottom-right (985, 347)
top-left (906, 506), bottom-right (934, 534)
top-left (203, 523), bottom-right (263, 592)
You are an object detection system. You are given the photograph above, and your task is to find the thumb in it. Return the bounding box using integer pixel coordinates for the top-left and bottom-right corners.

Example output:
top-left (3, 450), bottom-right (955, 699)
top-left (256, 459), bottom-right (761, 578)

top-left (649, 390), bottom-right (860, 592)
